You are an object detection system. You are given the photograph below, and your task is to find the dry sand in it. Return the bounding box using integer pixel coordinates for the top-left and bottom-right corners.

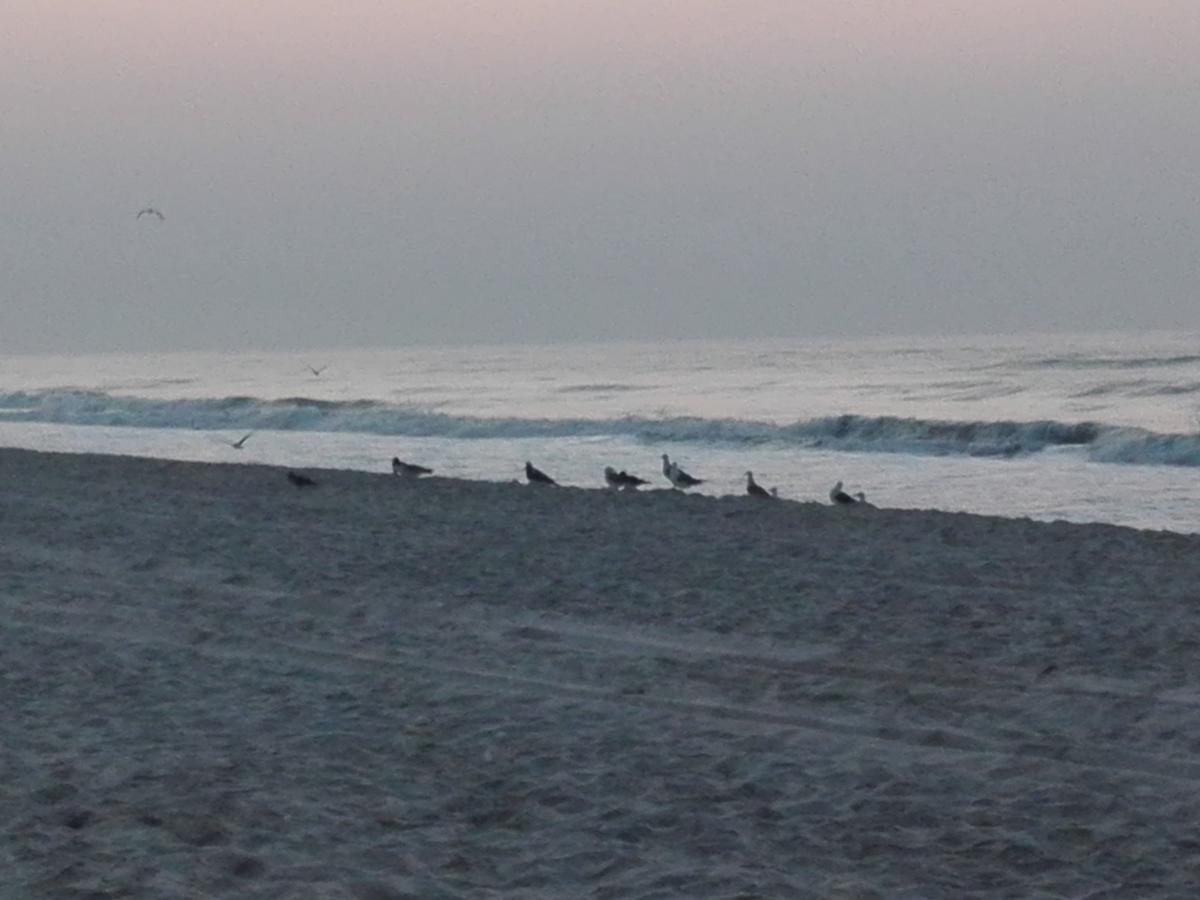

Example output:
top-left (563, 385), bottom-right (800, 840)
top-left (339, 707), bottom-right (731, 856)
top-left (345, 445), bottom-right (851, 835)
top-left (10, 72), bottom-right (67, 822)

top-left (3, 447), bottom-right (1200, 898)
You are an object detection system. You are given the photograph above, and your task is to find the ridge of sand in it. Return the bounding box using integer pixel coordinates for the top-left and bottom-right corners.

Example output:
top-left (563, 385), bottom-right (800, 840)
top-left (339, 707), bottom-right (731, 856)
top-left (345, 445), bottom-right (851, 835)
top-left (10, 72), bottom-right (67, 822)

top-left (3, 448), bottom-right (1200, 898)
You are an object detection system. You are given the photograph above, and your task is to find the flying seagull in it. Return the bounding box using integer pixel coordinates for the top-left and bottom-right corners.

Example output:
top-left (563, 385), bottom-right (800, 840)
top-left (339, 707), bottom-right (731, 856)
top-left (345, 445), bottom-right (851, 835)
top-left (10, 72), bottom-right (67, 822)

top-left (230, 432), bottom-right (254, 449)
top-left (525, 461), bottom-right (557, 485)
top-left (136, 207), bottom-right (165, 221)
top-left (605, 466), bottom-right (648, 490)
top-left (661, 453), bottom-right (703, 490)
top-left (829, 480), bottom-right (859, 505)
top-left (287, 471), bottom-right (318, 488)
top-left (745, 471), bottom-right (774, 499)
top-left (392, 457), bottom-right (433, 478)
top-left (305, 363), bottom-right (328, 376)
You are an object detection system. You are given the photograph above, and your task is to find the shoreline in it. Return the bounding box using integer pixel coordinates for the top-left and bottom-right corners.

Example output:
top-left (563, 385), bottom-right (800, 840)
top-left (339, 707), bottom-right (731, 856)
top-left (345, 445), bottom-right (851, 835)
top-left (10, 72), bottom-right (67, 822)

top-left (2, 443), bottom-right (1194, 538)
top-left (4, 446), bottom-right (1200, 897)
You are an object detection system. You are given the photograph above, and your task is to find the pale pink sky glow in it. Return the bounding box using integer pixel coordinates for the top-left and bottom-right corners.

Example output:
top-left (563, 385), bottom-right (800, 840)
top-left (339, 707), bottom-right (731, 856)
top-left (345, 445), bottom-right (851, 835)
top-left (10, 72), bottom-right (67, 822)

top-left (9, 2), bottom-right (1197, 80)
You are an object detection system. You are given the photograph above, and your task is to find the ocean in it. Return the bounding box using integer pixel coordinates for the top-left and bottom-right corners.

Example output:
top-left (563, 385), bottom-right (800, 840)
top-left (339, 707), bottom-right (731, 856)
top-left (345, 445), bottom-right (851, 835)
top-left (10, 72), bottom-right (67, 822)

top-left (3, 330), bottom-right (1200, 533)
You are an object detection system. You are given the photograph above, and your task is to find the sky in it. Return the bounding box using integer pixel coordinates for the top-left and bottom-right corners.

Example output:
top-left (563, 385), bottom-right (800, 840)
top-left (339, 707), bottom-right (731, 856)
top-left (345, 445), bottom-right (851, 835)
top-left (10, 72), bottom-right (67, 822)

top-left (2, 0), bottom-right (1198, 353)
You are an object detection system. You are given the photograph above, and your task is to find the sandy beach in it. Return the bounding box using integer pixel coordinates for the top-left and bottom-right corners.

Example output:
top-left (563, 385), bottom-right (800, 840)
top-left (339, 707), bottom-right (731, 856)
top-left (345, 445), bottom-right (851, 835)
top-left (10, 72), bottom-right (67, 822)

top-left (4, 447), bottom-right (1200, 899)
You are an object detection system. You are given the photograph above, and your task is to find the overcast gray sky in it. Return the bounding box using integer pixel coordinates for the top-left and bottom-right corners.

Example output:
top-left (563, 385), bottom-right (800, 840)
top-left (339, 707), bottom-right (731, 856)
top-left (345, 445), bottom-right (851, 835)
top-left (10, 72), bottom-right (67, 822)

top-left (2, 0), bottom-right (1198, 353)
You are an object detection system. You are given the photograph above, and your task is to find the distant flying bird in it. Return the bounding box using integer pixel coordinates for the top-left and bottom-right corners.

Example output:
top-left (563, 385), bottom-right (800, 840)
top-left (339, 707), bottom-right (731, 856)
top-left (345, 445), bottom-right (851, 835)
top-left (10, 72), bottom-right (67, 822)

top-left (136, 207), bottom-right (165, 221)
top-left (829, 480), bottom-right (859, 505)
top-left (304, 362), bottom-right (329, 377)
top-left (661, 454), bottom-right (703, 490)
top-left (604, 466), bottom-right (648, 490)
top-left (745, 471), bottom-right (774, 499)
top-left (287, 471), bottom-right (317, 488)
top-left (230, 432), bottom-right (254, 449)
top-left (392, 457), bottom-right (433, 478)
top-left (524, 461), bottom-right (557, 485)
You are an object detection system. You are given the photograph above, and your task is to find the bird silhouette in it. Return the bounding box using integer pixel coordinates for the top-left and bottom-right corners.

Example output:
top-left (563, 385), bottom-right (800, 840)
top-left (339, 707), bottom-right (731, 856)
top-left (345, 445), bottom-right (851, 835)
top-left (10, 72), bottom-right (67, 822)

top-left (392, 457), bottom-right (433, 477)
top-left (230, 432), bottom-right (254, 449)
top-left (661, 454), bottom-right (703, 490)
top-left (136, 207), bottom-right (165, 221)
top-left (604, 466), bottom-right (648, 490)
top-left (304, 363), bottom-right (328, 376)
top-left (745, 471), bottom-right (774, 499)
top-left (829, 481), bottom-right (859, 505)
top-left (525, 461), bottom-right (557, 485)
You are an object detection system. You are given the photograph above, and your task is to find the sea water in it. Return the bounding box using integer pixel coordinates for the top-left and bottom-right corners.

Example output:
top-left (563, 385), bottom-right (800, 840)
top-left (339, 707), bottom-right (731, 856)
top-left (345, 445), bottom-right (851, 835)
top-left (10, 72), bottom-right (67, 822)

top-left (2, 330), bottom-right (1200, 532)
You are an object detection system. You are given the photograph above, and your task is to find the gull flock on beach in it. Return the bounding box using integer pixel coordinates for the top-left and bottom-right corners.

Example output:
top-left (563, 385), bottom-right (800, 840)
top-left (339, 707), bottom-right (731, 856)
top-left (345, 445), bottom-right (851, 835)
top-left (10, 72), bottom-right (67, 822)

top-left (281, 446), bottom-right (868, 508)
top-left (251, 358), bottom-right (871, 504)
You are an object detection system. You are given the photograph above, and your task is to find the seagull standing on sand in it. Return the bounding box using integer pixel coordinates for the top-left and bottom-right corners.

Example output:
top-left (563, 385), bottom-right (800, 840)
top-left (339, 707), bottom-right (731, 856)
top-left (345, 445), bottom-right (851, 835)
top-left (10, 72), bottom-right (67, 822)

top-left (525, 461), bottom-right (557, 485)
top-left (661, 454), bottom-right (703, 490)
top-left (136, 207), bottom-right (165, 221)
top-left (745, 471), bottom-right (774, 499)
top-left (605, 466), bottom-right (648, 490)
top-left (829, 480), bottom-right (859, 505)
top-left (392, 457), bottom-right (433, 477)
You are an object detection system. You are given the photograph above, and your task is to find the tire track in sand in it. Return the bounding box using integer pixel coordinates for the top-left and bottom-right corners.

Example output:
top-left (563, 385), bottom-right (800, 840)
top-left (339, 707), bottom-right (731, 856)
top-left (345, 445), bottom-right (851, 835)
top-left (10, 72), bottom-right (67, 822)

top-left (5, 604), bottom-right (1200, 786)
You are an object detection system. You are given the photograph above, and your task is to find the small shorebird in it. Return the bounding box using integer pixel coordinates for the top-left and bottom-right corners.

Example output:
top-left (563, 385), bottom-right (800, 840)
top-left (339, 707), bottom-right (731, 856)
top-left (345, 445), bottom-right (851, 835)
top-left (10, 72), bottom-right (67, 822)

top-left (525, 461), bottom-right (557, 485)
top-left (136, 207), bottom-right (165, 221)
top-left (829, 480), bottom-right (859, 505)
top-left (304, 363), bottom-right (328, 376)
top-left (745, 471), bottom-right (774, 499)
top-left (392, 457), bottom-right (433, 477)
top-left (287, 471), bottom-right (317, 488)
top-left (230, 432), bottom-right (254, 449)
top-left (661, 454), bottom-right (703, 490)
top-left (604, 466), bottom-right (648, 490)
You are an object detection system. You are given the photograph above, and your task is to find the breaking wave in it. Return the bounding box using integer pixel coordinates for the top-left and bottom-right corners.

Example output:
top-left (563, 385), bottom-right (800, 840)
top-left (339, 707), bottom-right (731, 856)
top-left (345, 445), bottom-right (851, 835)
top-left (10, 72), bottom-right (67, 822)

top-left (1025, 353), bottom-right (1200, 370)
top-left (3, 389), bottom-right (1200, 467)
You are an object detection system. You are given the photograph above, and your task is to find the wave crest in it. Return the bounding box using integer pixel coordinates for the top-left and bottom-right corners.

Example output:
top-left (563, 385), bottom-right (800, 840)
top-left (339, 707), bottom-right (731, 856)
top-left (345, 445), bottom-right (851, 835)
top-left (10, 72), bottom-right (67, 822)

top-left (2, 390), bottom-right (1199, 467)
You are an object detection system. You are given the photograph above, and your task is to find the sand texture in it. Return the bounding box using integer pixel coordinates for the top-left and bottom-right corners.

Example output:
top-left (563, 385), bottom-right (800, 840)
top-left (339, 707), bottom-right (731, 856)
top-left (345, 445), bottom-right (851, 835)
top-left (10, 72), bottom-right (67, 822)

top-left (3, 448), bottom-right (1200, 898)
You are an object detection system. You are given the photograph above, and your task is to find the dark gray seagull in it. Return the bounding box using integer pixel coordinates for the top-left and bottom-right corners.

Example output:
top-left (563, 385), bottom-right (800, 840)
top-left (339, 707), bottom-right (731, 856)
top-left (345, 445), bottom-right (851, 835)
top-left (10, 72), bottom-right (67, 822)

top-left (230, 432), bottom-right (254, 449)
top-left (304, 362), bottom-right (328, 376)
top-left (136, 207), bottom-right (165, 221)
top-left (287, 471), bottom-right (317, 488)
top-left (745, 471), bottom-right (774, 499)
top-left (661, 453), bottom-right (703, 490)
top-left (525, 461), bottom-right (557, 485)
top-left (392, 457), bottom-right (433, 478)
top-left (829, 480), bottom-right (859, 505)
top-left (604, 466), bottom-right (648, 490)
